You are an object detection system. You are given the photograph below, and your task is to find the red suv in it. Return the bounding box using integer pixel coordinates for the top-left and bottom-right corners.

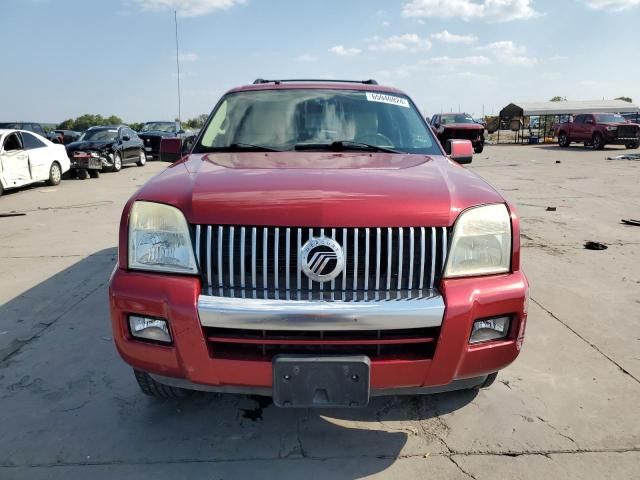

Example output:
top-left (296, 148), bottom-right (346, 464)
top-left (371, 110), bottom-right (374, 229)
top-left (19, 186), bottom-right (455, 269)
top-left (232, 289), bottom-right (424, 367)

top-left (109, 79), bottom-right (528, 408)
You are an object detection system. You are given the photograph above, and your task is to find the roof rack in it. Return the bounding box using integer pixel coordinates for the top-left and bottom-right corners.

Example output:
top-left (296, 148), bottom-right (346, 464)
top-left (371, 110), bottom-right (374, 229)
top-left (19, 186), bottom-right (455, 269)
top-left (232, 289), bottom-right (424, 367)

top-left (253, 78), bottom-right (378, 85)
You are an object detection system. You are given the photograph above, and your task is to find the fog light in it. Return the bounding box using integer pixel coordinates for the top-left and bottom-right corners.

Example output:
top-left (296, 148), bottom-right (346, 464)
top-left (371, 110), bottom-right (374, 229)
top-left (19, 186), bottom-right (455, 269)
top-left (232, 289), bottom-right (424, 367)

top-left (470, 316), bottom-right (510, 344)
top-left (128, 315), bottom-right (171, 344)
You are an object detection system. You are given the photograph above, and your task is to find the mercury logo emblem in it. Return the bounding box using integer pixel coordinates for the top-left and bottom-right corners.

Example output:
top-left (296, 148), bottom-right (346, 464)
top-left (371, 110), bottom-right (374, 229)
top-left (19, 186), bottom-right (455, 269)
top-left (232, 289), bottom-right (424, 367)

top-left (301, 236), bottom-right (345, 283)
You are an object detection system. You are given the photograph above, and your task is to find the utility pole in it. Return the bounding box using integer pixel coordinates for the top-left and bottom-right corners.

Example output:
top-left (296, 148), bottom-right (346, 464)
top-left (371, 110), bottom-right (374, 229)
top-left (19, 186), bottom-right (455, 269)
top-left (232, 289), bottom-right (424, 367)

top-left (174, 10), bottom-right (182, 129)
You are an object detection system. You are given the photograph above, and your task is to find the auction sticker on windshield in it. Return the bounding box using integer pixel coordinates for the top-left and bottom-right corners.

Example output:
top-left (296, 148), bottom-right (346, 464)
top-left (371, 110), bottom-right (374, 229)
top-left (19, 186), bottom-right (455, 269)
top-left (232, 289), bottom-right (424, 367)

top-left (365, 92), bottom-right (410, 108)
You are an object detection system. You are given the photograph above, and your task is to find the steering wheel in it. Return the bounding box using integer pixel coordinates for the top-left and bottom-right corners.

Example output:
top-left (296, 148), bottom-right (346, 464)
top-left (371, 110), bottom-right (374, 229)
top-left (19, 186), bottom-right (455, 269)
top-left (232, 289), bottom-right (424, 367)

top-left (355, 132), bottom-right (394, 147)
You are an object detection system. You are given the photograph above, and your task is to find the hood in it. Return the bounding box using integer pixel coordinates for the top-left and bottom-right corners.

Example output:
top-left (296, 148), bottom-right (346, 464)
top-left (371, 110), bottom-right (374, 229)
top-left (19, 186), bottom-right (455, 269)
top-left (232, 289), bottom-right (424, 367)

top-left (134, 152), bottom-right (503, 227)
top-left (441, 123), bottom-right (484, 131)
top-left (138, 131), bottom-right (176, 137)
top-left (66, 140), bottom-right (114, 152)
top-left (601, 122), bottom-right (636, 127)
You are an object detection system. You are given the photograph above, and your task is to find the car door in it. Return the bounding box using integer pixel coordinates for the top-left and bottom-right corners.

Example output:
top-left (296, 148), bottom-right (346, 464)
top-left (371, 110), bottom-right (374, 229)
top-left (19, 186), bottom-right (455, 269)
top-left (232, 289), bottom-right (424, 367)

top-left (583, 115), bottom-right (596, 140)
top-left (126, 128), bottom-right (141, 161)
top-left (0, 132), bottom-right (31, 187)
top-left (20, 131), bottom-right (50, 181)
top-left (118, 127), bottom-right (134, 162)
top-left (572, 115), bottom-right (585, 140)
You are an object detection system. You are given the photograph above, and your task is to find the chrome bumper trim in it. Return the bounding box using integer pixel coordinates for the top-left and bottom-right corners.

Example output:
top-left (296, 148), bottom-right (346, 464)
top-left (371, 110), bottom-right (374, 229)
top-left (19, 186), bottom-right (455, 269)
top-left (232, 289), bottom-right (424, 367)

top-left (197, 292), bottom-right (445, 331)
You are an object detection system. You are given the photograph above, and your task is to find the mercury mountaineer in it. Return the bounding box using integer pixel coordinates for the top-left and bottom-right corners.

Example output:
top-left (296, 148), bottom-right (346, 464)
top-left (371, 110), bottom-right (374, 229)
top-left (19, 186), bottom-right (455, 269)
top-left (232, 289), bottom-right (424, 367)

top-left (109, 79), bottom-right (529, 408)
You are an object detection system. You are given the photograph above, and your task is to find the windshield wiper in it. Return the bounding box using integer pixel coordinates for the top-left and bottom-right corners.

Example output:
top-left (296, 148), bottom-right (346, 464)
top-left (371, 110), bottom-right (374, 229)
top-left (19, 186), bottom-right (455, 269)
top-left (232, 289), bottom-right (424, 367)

top-left (203, 143), bottom-right (283, 152)
top-left (294, 140), bottom-right (401, 154)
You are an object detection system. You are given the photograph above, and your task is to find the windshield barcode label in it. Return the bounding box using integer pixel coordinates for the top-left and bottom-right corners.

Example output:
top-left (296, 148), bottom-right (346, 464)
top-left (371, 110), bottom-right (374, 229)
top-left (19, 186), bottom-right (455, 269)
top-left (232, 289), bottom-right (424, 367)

top-left (365, 92), bottom-right (410, 108)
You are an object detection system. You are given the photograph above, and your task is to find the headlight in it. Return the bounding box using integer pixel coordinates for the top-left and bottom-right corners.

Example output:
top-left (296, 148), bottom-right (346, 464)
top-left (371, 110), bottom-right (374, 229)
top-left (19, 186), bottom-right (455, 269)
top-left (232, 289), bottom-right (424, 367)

top-left (89, 151), bottom-right (100, 158)
top-left (606, 126), bottom-right (616, 131)
top-left (128, 201), bottom-right (198, 274)
top-left (444, 204), bottom-right (511, 278)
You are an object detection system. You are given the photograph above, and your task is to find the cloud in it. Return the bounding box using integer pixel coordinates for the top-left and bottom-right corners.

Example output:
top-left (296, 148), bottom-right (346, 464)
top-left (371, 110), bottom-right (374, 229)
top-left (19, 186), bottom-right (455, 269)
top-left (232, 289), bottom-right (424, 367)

top-left (329, 45), bottom-right (361, 56)
top-left (368, 34), bottom-right (432, 52)
top-left (402, 0), bottom-right (540, 21)
top-left (296, 54), bottom-right (318, 62)
top-left (178, 52), bottom-right (198, 62)
top-left (583, 0), bottom-right (640, 9)
top-left (541, 72), bottom-right (562, 80)
top-left (430, 30), bottom-right (478, 43)
top-left (132, 0), bottom-right (245, 17)
top-left (477, 40), bottom-right (538, 65)
top-left (422, 55), bottom-right (491, 67)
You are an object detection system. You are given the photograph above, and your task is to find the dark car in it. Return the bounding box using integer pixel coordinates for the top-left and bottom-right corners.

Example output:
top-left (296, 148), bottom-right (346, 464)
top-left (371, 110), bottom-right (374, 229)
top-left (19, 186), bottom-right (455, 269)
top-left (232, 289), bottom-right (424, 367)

top-left (53, 129), bottom-right (82, 144)
top-left (65, 125), bottom-right (146, 172)
top-left (138, 121), bottom-right (196, 161)
top-left (430, 113), bottom-right (485, 153)
top-left (0, 122), bottom-right (61, 143)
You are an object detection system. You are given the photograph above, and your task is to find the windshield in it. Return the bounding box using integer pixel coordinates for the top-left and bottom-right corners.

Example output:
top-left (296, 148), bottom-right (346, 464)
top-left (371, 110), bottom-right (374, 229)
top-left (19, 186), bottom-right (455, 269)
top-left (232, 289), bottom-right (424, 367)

top-left (0, 123), bottom-right (21, 129)
top-left (196, 89), bottom-right (439, 154)
top-left (141, 122), bottom-right (175, 133)
top-left (79, 128), bottom-right (118, 142)
top-left (440, 114), bottom-right (475, 124)
top-left (595, 114), bottom-right (625, 123)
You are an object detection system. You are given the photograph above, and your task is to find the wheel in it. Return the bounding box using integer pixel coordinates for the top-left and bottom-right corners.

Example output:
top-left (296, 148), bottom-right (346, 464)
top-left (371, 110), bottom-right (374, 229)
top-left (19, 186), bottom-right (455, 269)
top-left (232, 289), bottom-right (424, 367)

top-left (111, 153), bottom-right (122, 172)
top-left (480, 372), bottom-right (498, 388)
top-left (473, 143), bottom-right (484, 154)
top-left (77, 169), bottom-right (89, 180)
top-left (47, 162), bottom-right (62, 186)
top-left (89, 169), bottom-right (100, 178)
top-left (592, 133), bottom-right (605, 150)
top-left (626, 141), bottom-right (639, 149)
top-left (0, 183), bottom-right (3, 197)
top-left (136, 149), bottom-right (147, 167)
top-left (558, 132), bottom-right (570, 147)
top-left (133, 369), bottom-right (194, 398)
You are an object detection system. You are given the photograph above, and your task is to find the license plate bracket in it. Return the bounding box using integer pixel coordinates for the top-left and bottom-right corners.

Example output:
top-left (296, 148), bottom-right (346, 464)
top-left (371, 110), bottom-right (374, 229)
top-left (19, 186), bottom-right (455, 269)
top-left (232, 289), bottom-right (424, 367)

top-left (272, 355), bottom-right (370, 408)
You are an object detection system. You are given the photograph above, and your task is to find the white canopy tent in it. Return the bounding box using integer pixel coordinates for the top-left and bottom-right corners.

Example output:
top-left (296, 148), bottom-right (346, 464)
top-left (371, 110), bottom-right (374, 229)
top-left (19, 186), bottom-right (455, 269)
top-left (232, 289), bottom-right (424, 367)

top-left (501, 100), bottom-right (639, 117)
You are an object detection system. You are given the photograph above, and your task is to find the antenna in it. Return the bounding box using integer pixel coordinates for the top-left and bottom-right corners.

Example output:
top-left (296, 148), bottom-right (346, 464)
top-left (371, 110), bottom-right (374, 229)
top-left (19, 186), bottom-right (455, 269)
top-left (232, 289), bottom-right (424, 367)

top-left (174, 10), bottom-right (182, 129)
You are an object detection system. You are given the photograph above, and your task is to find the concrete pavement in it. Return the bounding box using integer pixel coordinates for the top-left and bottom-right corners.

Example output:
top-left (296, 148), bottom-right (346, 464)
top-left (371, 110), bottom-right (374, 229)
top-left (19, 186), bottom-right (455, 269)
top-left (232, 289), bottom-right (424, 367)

top-left (0, 146), bottom-right (638, 479)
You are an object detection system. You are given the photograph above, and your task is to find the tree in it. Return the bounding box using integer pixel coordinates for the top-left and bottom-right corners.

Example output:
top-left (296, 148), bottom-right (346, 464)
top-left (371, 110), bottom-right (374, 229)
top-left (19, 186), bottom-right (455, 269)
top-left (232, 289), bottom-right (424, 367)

top-left (183, 114), bottom-right (208, 130)
top-left (550, 96), bottom-right (567, 102)
top-left (615, 96), bottom-right (632, 103)
top-left (129, 122), bottom-right (144, 132)
top-left (55, 114), bottom-right (123, 131)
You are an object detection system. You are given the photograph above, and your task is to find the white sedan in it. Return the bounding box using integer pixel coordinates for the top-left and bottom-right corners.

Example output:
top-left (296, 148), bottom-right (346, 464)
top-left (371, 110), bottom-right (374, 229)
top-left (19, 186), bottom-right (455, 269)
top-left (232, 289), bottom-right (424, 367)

top-left (0, 129), bottom-right (71, 196)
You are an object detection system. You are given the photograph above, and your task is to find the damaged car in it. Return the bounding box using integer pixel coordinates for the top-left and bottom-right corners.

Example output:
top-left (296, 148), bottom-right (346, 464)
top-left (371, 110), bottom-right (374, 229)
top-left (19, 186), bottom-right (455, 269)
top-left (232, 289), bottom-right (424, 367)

top-left (430, 113), bottom-right (485, 154)
top-left (66, 125), bottom-right (146, 172)
top-left (138, 121), bottom-right (196, 161)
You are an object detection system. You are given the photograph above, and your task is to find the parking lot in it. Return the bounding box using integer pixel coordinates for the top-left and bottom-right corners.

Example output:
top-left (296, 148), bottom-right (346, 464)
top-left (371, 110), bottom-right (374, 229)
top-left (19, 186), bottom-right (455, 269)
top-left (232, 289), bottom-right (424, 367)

top-left (0, 145), bottom-right (638, 479)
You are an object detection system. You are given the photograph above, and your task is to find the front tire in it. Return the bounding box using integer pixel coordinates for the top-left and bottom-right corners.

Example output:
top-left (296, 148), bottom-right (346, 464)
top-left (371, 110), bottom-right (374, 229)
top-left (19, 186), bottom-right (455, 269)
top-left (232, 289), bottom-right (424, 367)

top-left (133, 369), bottom-right (194, 398)
top-left (592, 133), bottom-right (605, 150)
top-left (89, 169), bottom-right (100, 179)
top-left (47, 162), bottom-right (62, 186)
top-left (111, 153), bottom-right (122, 172)
top-left (77, 169), bottom-right (89, 180)
top-left (474, 143), bottom-right (484, 154)
top-left (136, 149), bottom-right (147, 167)
top-left (558, 132), bottom-right (570, 147)
top-left (626, 141), bottom-right (639, 149)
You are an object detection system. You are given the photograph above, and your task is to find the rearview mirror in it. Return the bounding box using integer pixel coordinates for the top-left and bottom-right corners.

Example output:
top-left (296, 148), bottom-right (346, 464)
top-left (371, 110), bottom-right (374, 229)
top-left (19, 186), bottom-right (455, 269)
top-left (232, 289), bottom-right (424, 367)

top-left (447, 139), bottom-right (473, 165)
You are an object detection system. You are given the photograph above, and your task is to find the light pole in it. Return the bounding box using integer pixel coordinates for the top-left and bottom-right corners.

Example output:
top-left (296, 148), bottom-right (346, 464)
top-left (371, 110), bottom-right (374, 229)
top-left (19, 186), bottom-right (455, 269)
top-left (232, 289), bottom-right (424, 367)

top-left (174, 10), bottom-right (182, 129)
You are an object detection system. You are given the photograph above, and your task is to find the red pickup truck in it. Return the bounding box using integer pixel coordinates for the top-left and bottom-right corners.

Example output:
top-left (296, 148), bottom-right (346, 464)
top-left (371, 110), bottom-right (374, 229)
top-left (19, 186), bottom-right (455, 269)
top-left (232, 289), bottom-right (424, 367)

top-left (109, 79), bottom-right (528, 408)
top-left (556, 113), bottom-right (640, 149)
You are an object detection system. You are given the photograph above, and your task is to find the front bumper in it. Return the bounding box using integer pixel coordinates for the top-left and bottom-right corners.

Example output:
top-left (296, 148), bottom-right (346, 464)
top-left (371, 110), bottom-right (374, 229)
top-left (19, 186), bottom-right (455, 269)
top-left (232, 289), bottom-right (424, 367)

top-left (109, 269), bottom-right (528, 393)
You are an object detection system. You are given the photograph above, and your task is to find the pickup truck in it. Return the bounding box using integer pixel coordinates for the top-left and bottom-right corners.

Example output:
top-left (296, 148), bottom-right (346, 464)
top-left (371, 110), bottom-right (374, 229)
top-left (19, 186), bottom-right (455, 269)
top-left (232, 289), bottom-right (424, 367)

top-left (109, 79), bottom-right (528, 408)
top-left (555, 113), bottom-right (640, 149)
top-left (430, 113), bottom-right (485, 153)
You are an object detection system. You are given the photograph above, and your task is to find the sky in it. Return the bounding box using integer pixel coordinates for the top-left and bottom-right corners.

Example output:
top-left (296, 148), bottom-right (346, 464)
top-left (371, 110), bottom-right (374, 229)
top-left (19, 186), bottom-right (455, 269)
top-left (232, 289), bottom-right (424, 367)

top-left (2, 0), bottom-right (640, 123)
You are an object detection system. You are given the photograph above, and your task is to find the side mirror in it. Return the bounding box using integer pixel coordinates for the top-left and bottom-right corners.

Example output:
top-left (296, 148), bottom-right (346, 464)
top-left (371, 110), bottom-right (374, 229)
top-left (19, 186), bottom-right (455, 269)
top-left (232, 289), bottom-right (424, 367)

top-left (177, 129), bottom-right (185, 134)
top-left (160, 137), bottom-right (183, 163)
top-left (585, 119), bottom-right (594, 125)
top-left (121, 135), bottom-right (131, 142)
top-left (447, 139), bottom-right (473, 165)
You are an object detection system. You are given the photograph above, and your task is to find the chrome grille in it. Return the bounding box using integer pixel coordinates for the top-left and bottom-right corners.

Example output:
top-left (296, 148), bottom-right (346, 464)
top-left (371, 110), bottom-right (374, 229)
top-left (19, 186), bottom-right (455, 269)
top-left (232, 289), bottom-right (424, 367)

top-left (194, 226), bottom-right (448, 295)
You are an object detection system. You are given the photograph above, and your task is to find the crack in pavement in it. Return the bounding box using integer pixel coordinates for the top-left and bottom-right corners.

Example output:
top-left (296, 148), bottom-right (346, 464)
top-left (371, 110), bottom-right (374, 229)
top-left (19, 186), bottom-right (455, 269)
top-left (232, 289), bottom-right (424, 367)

top-left (531, 297), bottom-right (640, 385)
top-left (0, 280), bottom-right (107, 366)
top-left (449, 455), bottom-right (478, 480)
top-left (1, 447), bottom-right (638, 469)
